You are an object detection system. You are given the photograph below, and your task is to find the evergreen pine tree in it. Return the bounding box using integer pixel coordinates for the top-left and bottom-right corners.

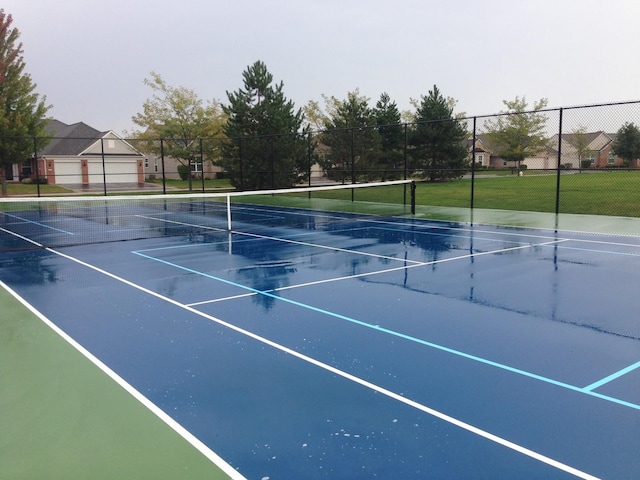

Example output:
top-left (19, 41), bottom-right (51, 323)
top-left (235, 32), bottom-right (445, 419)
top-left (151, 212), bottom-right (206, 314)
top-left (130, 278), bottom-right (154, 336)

top-left (0, 9), bottom-right (50, 195)
top-left (410, 85), bottom-right (468, 181)
top-left (613, 122), bottom-right (640, 166)
top-left (321, 90), bottom-right (381, 182)
top-left (374, 93), bottom-right (404, 180)
top-left (221, 61), bottom-right (308, 190)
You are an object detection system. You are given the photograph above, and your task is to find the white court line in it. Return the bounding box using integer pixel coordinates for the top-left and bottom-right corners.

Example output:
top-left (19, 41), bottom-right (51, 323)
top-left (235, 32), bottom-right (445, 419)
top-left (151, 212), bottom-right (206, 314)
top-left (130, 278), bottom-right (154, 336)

top-left (0, 279), bottom-right (246, 480)
top-left (184, 240), bottom-right (558, 307)
top-left (1, 231), bottom-right (598, 480)
top-left (136, 214), bottom-right (426, 265)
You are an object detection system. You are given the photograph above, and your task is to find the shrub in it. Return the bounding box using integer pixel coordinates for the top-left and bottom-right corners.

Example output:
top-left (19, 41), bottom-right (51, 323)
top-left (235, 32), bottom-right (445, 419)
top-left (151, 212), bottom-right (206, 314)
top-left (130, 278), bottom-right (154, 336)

top-left (177, 164), bottom-right (190, 180)
top-left (21, 175), bottom-right (48, 185)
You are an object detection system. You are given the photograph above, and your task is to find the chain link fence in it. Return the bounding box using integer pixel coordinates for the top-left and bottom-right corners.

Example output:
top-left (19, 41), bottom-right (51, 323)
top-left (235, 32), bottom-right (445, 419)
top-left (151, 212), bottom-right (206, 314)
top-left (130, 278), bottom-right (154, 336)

top-left (5, 101), bottom-right (640, 218)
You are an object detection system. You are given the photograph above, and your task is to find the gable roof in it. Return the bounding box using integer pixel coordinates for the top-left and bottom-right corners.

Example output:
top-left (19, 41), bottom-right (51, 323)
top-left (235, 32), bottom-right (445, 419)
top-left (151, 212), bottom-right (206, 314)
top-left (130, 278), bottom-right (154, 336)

top-left (41, 120), bottom-right (107, 156)
top-left (553, 131), bottom-right (617, 152)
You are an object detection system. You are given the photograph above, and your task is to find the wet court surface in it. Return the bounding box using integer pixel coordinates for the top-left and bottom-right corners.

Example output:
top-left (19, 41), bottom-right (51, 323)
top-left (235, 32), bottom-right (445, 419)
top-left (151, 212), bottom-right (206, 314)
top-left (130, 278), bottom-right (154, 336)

top-left (1, 211), bottom-right (639, 479)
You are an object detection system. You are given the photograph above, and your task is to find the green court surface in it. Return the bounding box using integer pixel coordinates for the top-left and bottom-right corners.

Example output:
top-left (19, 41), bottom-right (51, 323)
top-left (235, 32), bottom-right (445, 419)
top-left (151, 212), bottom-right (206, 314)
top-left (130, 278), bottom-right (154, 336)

top-left (0, 286), bottom-right (231, 480)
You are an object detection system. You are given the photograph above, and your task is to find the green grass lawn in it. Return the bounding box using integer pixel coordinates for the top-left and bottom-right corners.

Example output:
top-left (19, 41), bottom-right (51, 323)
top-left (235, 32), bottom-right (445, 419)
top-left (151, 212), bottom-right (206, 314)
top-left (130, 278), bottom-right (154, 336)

top-left (3, 171), bottom-right (639, 217)
top-left (279, 172), bottom-right (640, 218)
top-left (4, 183), bottom-right (72, 195)
top-left (147, 178), bottom-right (233, 191)
top-left (416, 171), bottom-right (640, 217)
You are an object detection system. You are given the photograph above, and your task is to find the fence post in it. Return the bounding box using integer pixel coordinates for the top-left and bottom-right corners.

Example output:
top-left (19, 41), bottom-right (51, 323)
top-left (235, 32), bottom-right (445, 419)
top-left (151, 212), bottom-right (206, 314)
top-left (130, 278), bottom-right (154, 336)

top-left (555, 108), bottom-right (563, 215)
top-left (307, 131), bottom-right (312, 191)
top-left (160, 138), bottom-right (166, 195)
top-left (270, 135), bottom-right (275, 189)
top-left (33, 136), bottom-right (41, 197)
top-left (471, 117), bottom-right (477, 210)
top-left (239, 136), bottom-right (244, 191)
top-left (200, 138), bottom-right (205, 193)
top-left (100, 138), bottom-right (107, 195)
top-left (403, 123), bottom-right (408, 205)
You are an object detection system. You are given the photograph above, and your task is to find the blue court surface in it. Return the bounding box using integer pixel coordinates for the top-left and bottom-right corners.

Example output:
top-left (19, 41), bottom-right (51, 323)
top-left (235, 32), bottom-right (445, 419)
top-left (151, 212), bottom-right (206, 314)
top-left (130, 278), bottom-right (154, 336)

top-left (1, 200), bottom-right (639, 479)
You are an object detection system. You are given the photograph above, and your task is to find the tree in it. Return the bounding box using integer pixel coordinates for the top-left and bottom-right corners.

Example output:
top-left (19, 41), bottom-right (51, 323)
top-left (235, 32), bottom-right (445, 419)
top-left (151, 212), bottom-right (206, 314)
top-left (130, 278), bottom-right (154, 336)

top-left (0, 9), bottom-right (50, 196)
top-left (569, 126), bottom-right (590, 171)
top-left (612, 122), bottom-right (640, 166)
top-left (131, 71), bottom-right (225, 189)
top-left (373, 93), bottom-right (404, 179)
top-left (409, 85), bottom-right (468, 181)
top-left (320, 89), bottom-right (382, 182)
top-left (221, 61), bottom-right (308, 190)
top-left (484, 96), bottom-right (549, 172)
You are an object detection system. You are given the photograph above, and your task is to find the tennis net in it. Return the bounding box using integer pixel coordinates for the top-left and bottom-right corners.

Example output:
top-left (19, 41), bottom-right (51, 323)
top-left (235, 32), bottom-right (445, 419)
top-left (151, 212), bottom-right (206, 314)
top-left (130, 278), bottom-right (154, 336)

top-left (0, 180), bottom-right (415, 251)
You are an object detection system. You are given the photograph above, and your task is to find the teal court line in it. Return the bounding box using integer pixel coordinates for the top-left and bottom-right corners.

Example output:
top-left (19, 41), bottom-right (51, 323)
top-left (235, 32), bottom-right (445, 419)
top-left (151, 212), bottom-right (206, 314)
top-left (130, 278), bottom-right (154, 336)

top-left (132, 239), bottom-right (640, 412)
top-left (6, 207), bottom-right (638, 410)
top-left (0, 225), bottom-right (618, 478)
top-left (583, 360), bottom-right (640, 392)
top-left (28, 245), bottom-right (603, 479)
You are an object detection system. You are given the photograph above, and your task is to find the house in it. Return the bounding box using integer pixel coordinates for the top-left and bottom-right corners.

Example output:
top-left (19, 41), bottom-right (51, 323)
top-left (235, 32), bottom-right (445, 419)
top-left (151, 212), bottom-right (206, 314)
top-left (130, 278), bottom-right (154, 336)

top-left (549, 131), bottom-right (626, 168)
top-left (468, 135), bottom-right (507, 168)
top-left (21, 120), bottom-right (146, 186)
top-left (143, 149), bottom-right (223, 181)
top-left (469, 131), bottom-right (627, 170)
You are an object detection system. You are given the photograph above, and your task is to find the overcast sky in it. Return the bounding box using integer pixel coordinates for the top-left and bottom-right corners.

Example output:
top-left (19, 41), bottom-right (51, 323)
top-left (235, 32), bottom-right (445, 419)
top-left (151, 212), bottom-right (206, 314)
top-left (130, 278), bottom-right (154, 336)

top-left (4, 0), bottom-right (640, 134)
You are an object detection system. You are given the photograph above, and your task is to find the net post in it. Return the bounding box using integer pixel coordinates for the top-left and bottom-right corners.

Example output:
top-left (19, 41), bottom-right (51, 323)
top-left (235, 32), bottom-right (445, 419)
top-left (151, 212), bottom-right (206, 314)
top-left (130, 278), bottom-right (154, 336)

top-left (410, 181), bottom-right (416, 215)
top-left (226, 194), bottom-right (232, 231)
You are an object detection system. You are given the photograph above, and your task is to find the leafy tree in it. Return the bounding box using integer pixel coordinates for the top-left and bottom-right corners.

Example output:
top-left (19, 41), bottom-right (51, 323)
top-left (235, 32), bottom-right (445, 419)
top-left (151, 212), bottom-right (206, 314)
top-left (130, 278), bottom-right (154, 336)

top-left (131, 71), bottom-right (225, 189)
top-left (320, 89), bottom-right (382, 182)
top-left (373, 93), bottom-right (404, 179)
top-left (221, 61), bottom-right (308, 190)
top-left (409, 85), bottom-right (468, 181)
top-left (612, 122), bottom-right (640, 166)
top-left (569, 126), bottom-right (590, 171)
top-left (0, 9), bottom-right (50, 195)
top-left (484, 96), bottom-right (549, 171)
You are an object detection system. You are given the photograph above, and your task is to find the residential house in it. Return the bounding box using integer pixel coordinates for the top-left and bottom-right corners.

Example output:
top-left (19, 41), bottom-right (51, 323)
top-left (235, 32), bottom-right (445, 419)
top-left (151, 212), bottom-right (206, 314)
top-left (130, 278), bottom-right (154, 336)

top-left (469, 131), bottom-right (627, 170)
top-left (468, 135), bottom-right (509, 168)
top-left (144, 150), bottom-right (223, 181)
top-left (21, 120), bottom-right (146, 186)
top-left (549, 131), bottom-right (626, 168)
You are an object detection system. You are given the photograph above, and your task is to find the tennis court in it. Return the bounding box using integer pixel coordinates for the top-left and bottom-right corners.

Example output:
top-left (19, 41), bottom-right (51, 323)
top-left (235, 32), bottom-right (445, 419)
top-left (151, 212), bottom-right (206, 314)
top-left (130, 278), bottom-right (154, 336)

top-left (1, 182), bottom-right (639, 479)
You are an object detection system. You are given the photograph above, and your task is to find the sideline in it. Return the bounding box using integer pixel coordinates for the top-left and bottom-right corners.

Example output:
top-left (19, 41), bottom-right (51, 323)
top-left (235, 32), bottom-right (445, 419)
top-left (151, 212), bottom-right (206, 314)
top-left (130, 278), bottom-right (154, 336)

top-left (0, 282), bottom-right (239, 480)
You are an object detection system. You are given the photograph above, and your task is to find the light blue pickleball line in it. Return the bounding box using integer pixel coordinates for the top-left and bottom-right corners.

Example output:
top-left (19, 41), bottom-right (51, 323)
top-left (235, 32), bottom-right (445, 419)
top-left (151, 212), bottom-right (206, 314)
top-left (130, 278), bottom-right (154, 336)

top-left (583, 360), bottom-right (640, 391)
top-left (131, 249), bottom-right (640, 412)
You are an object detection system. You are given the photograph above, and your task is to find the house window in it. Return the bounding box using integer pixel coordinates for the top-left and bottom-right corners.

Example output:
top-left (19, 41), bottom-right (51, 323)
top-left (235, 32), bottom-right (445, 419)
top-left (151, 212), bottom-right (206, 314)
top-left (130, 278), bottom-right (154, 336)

top-left (476, 154), bottom-right (484, 164)
top-left (585, 152), bottom-right (596, 164)
top-left (154, 158), bottom-right (159, 173)
top-left (21, 160), bottom-right (33, 179)
top-left (191, 157), bottom-right (203, 173)
top-left (607, 152), bottom-right (616, 165)
top-left (107, 139), bottom-right (115, 149)
top-left (144, 158), bottom-right (149, 168)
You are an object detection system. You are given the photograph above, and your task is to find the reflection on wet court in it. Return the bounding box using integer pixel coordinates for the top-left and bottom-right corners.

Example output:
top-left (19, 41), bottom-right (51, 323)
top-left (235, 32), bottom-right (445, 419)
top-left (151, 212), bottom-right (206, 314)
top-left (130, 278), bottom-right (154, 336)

top-left (1, 191), bottom-right (639, 479)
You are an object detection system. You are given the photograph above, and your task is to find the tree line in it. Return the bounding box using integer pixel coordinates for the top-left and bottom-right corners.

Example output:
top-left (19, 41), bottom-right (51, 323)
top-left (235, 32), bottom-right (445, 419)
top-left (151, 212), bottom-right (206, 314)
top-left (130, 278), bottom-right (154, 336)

top-left (2, 7), bottom-right (640, 195)
top-left (131, 61), bottom-right (640, 191)
top-left (131, 61), bottom-right (470, 190)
